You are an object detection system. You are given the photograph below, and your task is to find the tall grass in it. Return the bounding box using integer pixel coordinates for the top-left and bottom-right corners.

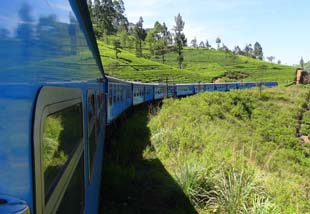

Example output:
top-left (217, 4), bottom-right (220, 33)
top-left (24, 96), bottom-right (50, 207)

top-left (148, 86), bottom-right (310, 213)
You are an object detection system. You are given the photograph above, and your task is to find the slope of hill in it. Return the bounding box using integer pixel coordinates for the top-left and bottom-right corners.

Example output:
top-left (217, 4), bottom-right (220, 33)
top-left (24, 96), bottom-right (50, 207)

top-left (148, 86), bottom-right (310, 213)
top-left (98, 40), bottom-right (296, 85)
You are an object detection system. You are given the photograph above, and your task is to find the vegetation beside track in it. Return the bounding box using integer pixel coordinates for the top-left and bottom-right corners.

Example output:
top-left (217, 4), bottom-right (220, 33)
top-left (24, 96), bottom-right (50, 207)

top-left (102, 86), bottom-right (310, 213)
top-left (148, 86), bottom-right (310, 213)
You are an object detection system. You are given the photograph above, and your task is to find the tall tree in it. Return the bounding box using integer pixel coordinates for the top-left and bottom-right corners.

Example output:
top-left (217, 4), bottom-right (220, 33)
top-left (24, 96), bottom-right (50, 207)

top-left (267, 56), bottom-right (275, 63)
top-left (113, 38), bottom-right (121, 59)
top-left (234, 46), bottom-right (242, 55)
top-left (216, 37), bottom-right (221, 49)
top-left (191, 37), bottom-right (198, 48)
top-left (300, 57), bottom-right (304, 68)
top-left (173, 13), bottom-right (187, 69)
top-left (91, 0), bottom-right (128, 36)
top-left (199, 41), bottom-right (205, 48)
top-left (244, 44), bottom-right (254, 57)
top-left (254, 42), bottom-right (263, 60)
top-left (205, 40), bottom-right (211, 49)
top-left (87, 0), bottom-right (93, 17)
top-left (134, 17), bottom-right (146, 57)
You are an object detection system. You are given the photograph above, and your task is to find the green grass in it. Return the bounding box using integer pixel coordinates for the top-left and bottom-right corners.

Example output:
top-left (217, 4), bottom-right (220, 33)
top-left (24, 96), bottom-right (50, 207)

top-left (101, 107), bottom-right (197, 214)
top-left (101, 86), bottom-right (310, 213)
top-left (148, 86), bottom-right (310, 213)
top-left (98, 39), bottom-right (296, 85)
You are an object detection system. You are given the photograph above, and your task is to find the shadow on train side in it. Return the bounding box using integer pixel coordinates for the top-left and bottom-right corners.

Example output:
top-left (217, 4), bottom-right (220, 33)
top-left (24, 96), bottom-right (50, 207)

top-left (100, 106), bottom-right (198, 214)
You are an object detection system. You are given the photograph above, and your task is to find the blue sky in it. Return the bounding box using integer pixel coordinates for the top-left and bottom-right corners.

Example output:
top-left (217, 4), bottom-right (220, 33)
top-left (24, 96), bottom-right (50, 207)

top-left (124, 0), bottom-right (310, 65)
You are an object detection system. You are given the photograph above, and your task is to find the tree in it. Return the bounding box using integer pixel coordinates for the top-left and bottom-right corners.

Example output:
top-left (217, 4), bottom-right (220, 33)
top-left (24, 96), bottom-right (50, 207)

top-left (113, 39), bottom-right (121, 59)
top-left (300, 57), bottom-right (304, 68)
top-left (205, 40), bottom-right (211, 49)
top-left (91, 0), bottom-right (128, 36)
top-left (221, 44), bottom-right (230, 53)
top-left (173, 13), bottom-right (187, 69)
top-left (87, 0), bottom-right (93, 17)
top-left (134, 17), bottom-right (146, 57)
top-left (199, 41), bottom-right (205, 48)
top-left (267, 56), bottom-right (275, 63)
top-left (191, 37), bottom-right (198, 48)
top-left (243, 44), bottom-right (254, 57)
top-left (234, 46), bottom-right (242, 55)
top-left (216, 37), bottom-right (221, 49)
top-left (254, 42), bottom-right (263, 60)
top-left (277, 60), bottom-right (281, 64)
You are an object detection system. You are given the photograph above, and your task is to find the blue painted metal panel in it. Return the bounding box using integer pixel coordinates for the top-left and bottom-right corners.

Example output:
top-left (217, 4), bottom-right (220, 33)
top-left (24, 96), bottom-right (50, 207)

top-left (133, 84), bottom-right (144, 105)
top-left (154, 85), bottom-right (167, 99)
top-left (214, 83), bottom-right (227, 91)
top-left (0, 84), bottom-right (40, 213)
top-left (205, 84), bottom-right (215, 92)
top-left (167, 85), bottom-right (175, 97)
top-left (0, 0), bottom-right (102, 83)
top-left (226, 83), bottom-right (238, 91)
top-left (176, 85), bottom-right (193, 96)
top-left (145, 85), bottom-right (154, 102)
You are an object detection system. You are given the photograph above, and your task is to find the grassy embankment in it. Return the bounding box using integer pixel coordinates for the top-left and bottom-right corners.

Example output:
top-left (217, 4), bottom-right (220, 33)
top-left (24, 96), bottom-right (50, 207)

top-left (102, 86), bottom-right (310, 213)
top-left (98, 40), bottom-right (295, 85)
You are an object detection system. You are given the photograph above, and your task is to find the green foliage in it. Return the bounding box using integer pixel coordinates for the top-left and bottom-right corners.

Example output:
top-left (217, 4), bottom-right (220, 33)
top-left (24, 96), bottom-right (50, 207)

top-left (98, 40), bottom-right (295, 85)
top-left (89, 0), bottom-right (128, 35)
top-left (303, 111), bottom-right (310, 125)
top-left (148, 86), bottom-right (310, 213)
top-left (173, 13), bottom-right (187, 69)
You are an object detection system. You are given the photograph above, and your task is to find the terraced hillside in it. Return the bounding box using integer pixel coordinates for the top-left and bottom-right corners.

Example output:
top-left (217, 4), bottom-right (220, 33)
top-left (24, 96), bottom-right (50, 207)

top-left (98, 40), bottom-right (296, 85)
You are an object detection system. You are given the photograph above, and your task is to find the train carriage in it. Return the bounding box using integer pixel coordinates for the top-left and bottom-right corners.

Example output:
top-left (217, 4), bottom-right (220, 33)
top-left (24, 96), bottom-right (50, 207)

top-left (0, 1), bottom-right (106, 213)
top-left (107, 77), bottom-right (132, 122)
top-left (154, 84), bottom-right (167, 99)
top-left (226, 83), bottom-right (238, 91)
top-left (194, 84), bottom-right (205, 94)
top-left (214, 83), bottom-right (227, 91)
top-left (133, 83), bottom-right (145, 105)
top-left (204, 84), bottom-right (216, 92)
top-left (144, 84), bottom-right (154, 102)
top-left (167, 85), bottom-right (176, 97)
top-left (176, 84), bottom-right (194, 96)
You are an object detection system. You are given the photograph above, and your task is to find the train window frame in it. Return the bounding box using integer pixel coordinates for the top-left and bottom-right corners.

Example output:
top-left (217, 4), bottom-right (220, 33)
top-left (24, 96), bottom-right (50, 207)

top-left (33, 87), bottom-right (84, 214)
top-left (87, 90), bottom-right (97, 183)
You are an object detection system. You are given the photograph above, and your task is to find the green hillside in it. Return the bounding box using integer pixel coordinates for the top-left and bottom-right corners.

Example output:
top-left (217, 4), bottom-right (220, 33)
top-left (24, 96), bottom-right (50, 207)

top-left (102, 86), bottom-right (310, 213)
top-left (98, 40), bottom-right (296, 85)
top-left (148, 86), bottom-right (310, 213)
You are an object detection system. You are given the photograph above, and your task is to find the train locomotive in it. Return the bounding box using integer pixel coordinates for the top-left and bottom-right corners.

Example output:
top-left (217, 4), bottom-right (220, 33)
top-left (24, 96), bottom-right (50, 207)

top-left (0, 0), bottom-right (277, 213)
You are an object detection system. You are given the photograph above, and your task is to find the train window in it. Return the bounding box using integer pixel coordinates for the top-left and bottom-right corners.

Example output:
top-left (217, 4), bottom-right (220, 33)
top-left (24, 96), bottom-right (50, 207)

top-left (56, 156), bottom-right (84, 214)
top-left (43, 104), bottom-right (83, 201)
top-left (34, 87), bottom-right (84, 214)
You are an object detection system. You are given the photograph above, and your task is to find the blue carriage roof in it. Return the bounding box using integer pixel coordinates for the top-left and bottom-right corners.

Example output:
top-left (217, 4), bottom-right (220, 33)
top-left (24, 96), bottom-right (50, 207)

top-left (0, 0), bottom-right (104, 83)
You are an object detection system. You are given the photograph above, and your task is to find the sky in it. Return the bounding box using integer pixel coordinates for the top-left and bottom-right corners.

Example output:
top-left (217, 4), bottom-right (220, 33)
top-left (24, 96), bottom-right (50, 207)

top-left (124, 0), bottom-right (310, 65)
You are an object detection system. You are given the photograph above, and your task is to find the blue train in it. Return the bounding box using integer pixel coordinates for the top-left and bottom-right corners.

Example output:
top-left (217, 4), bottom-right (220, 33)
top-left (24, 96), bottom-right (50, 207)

top-left (107, 77), bottom-right (277, 122)
top-left (0, 0), bottom-right (277, 213)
